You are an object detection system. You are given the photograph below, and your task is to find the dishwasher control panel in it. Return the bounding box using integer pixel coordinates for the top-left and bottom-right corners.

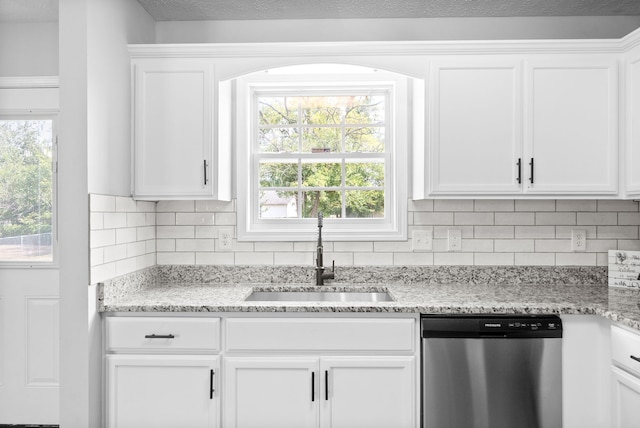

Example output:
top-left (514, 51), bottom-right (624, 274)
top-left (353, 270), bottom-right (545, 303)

top-left (422, 314), bottom-right (563, 338)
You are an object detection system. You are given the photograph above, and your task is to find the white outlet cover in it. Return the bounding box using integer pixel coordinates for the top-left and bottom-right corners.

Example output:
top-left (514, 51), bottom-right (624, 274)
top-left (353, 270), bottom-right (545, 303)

top-left (448, 229), bottom-right (462, 252)
top-left (412, 229), bottom-right (433, 251)
top-left (571, 229), bottom-right (587, 252)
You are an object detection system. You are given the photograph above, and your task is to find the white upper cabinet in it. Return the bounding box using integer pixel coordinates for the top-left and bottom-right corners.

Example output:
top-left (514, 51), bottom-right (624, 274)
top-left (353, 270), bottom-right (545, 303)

top-left (421, 55), bottom-right (619, 198)
top-left (131, 57), bottom-right (230, 200)
top-left (429, 58), bottom-right (523, 195)
top-left (524, 58), bottom-right (618, 195)
top-left (624, 43), bottom-right (640, 197)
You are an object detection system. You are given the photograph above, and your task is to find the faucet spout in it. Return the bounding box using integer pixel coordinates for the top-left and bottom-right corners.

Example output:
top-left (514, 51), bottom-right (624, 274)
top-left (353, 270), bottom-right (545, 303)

top-left (315, 213), bottom-right (335, 286)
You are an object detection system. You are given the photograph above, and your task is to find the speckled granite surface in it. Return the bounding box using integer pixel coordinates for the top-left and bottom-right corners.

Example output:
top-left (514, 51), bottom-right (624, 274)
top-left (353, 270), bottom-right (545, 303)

top-left (99, 265), bottom-right (640, 331)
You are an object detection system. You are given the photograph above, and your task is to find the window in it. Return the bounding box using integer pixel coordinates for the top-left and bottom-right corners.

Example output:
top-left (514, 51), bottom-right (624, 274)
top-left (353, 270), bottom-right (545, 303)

top-left (236, 65), bottom-right (408, 241)
top-left (0, 117), bottom-right (57, 264)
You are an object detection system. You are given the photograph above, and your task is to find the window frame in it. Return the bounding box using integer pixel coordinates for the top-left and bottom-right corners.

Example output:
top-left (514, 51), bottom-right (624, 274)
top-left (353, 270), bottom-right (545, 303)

top-left (0, 112), bottom-right (58, 267)
top-left (236, 68), bottom-right (408, 242)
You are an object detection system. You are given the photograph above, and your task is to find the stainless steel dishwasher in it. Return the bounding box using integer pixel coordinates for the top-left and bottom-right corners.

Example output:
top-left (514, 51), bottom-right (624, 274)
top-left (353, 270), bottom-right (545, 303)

top-left (421, 314), bottom-right (563, 428)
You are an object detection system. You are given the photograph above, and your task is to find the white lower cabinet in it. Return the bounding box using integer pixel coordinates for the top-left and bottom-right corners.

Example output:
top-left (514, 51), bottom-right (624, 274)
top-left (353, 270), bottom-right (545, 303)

top-left (223, 356), bottom-right (415, 428)
top-left (106, 355), bottom-right (219, 428)
top-left (612, 367), bottom-right (640, 428)
top-left (611, 324), bottom-right (640, 428)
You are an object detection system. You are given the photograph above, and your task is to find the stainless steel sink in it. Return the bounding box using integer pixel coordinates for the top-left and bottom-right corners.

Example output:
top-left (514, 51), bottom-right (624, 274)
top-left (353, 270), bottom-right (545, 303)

top-left (244, 290), bottom-right (394, 302)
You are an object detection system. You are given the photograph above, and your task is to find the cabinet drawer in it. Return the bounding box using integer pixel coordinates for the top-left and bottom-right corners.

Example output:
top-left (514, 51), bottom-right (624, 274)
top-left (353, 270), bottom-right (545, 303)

top-left (226, 318), bottom-right (415, 352)
top-left (106, 317), bottom-right (220, 353)
top-left (611, 325), bottom-right (640, 377)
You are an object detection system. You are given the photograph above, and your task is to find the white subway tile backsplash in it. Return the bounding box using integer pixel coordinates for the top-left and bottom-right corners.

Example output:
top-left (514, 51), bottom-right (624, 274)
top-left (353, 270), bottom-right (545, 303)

top-left (577, 212), bottom-right (617, 226)
top-left (434, 200), bottom-right (473, 212)
top-left (408, 199), bottom-right (434, 212)
top-left (494, 239), bottom-right (534, 253)
top-left (156, 200), bottom-right (195, 212)
top-left (90, 195), bottom-right (640, 281)
top-left (394, 252), bottom-right (434, 266)
top-left (116, 228), bottom-right (137, 244)
top-left (555, 253), bottom-right (597, 266)
top-left (414, 212), bottom-right (454, 225)
top-left (434, 252), bottom-right (474, 266)
top-left (176, 212), bottom-right (215, 226)
top-left (474, 253), bottom-right (514, 266)
top-left (157, 225), bottom-right (195, 239)
top-left (597, 200), bottom-right (639, 212)
top-left (515, 253), bottom-right (555, 266)
top-left (156, 252), bottom-right (195, 265)
top-left (214, 212), bottom-right (236, 225)
top-left (535, 212), bottom-right (576, 226)
top-left (556, 200), bottom-right (597, 212)
top-left (274, 252), bottom-right (313, 265)
top-left (494, 213), bottom-right (535, 226)
top-left (196, 252), bottom-right (235, 265)
top-left (515, 226), bottom-right (555, 239)
top-left (474, 200), bottom-right (514, 212)
top-left (618, 212), bottom-right (640, 225)
top-left (474, 226), bottom-right (514, 239)
top-left (353, 252), bottom-right (393, 266)
top-left (454, 212), bottom-right (493, 225)
top-left (90, 194), bottom-right (115, 212)
top-left (115, 196), bottom-right (137, 213)
top-left (103, 213), bottom-right (127, 229)
top-left (597, 226), bottom-right (638, 239)
top-left (515, 200), bottom-right (555, 212)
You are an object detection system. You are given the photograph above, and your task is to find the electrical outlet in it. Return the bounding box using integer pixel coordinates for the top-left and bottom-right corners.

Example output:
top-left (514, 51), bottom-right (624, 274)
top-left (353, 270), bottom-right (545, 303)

top-left (572, 229), bottom-right (587, 252)
top-left (448, 229), bottom-right (462, 252)
top-left (218, 227), bottom-right (234, 251)
top-left (412, 229), bottom-right (433, 251)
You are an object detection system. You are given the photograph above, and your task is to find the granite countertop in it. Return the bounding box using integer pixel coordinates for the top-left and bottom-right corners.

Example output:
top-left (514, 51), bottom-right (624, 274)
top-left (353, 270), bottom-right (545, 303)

top-left (99, 276), bottom-right (640, 331)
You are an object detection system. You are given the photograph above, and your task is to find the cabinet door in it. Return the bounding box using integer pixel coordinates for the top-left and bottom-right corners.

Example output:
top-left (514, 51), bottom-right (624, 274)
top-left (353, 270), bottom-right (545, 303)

top-left (625, 47), bottom-right (640, 196)
top-left (224, 357), bottom-right (318, 428)
top-left (320, 357), bottom-right (415, 428)
top-left (429, 59), bottom-right (523, 195)
top-left (106, 355), bottom-right (219, 428)
top-left (133, 58), bottom-right (214, 199)
top-left (612, 367), bottom-right (640, 428)
top-left (525, 58), bottom-right (618, 195)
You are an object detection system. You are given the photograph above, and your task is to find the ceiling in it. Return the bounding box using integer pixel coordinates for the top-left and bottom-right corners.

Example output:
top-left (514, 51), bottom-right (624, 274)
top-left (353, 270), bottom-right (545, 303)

top-left (2, 0), bottom-right (640, 22)
top-left (138, 0), bottom-right (640, 21)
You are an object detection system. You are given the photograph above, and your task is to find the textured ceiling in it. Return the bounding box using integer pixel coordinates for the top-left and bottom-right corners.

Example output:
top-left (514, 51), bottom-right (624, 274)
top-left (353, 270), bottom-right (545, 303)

top-left (3, 0), bottom-right (640, 22)
top-left (0, 0), bottom-right (58, 22)
top-left (138, 0), bottom-right (640, 21)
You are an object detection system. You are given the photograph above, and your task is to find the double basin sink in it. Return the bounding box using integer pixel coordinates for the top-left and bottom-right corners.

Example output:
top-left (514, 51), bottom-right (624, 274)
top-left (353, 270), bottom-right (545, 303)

top-left (245, 288), bottom-right (394, 303)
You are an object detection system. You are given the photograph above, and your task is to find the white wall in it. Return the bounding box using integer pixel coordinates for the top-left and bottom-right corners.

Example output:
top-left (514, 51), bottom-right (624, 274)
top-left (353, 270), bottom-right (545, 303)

top-left (87, 0), bottom-right (155, 196)
top-left (0, 22), bottom-right (58, 76)
top-left (59, 0), bottom-right (155, 427)
top-left (156, 16), bottom-right (640, 44)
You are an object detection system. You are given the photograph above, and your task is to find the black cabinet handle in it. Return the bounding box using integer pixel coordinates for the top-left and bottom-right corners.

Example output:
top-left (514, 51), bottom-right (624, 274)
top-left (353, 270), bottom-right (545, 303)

top-left (325, 370), bottom-right (329, 401)
top-left (516, 158), bottom-right (522, 184)
top-left (311, 372), bottom-right (315, 401)
top-left (144, 334), bottom-right (175, 339)
top-left (203, 160), bottom-right (208, 185)
top-left (529, 158), bottom-right (534, 184)
top-left (210, 369), bottom-right (215, 399)
top-left (631, 355), bottom-right (640, 363)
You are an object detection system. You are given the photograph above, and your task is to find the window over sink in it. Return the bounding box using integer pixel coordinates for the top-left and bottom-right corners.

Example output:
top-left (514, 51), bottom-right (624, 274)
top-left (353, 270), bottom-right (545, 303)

top-left (235, 64), bottom-right (409, 242)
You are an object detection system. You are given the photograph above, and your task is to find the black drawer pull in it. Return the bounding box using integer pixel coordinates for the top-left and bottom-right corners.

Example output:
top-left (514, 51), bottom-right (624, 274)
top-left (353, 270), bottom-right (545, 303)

top-left (516, 158), bottom-right (522, 184)
top-left (210, 369), bottom-right (215, 399)
top-left (529, 158), bottom-right (534, 184)
top-left (144, 334), bottom-right (175, 339)
top-left (325, 370), bottom-right (329, 401)
top-left (311, 372), bottom-right (315, 402)
top-left (631, 355), bottom-right (640, 363)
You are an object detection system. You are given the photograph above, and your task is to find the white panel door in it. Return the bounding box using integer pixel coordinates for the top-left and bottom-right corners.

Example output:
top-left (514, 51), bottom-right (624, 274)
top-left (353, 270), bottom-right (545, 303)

top-left (106, 355), bottom-right (219, 428)
top-left (429, 58), bottom-right (523, 195)
top-left (525, 58), bottom-right (618, 195)
top-left (625, 47), bottom-right (640, 196)
top-left (133, 58), bottom-right (214, 199)
top-left (0, 271), bottom-right (59, 425)
top-left (320, 356), bottom-right (415, 428)
top-left (224, 357), bottom-right (318, 428)
top-left (612, 367), bottom-right (640, 428)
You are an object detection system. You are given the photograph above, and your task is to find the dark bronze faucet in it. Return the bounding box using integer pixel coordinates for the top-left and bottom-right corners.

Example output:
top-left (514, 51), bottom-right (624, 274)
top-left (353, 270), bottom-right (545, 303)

top-left (315, 213), bottom-right (335, 286)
